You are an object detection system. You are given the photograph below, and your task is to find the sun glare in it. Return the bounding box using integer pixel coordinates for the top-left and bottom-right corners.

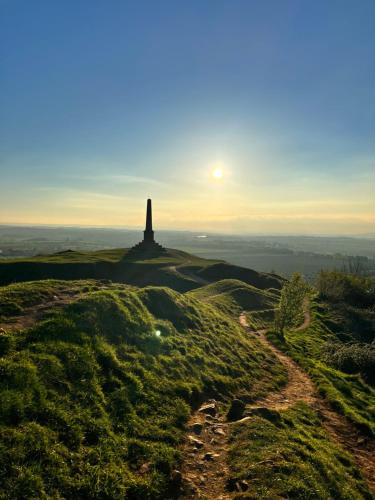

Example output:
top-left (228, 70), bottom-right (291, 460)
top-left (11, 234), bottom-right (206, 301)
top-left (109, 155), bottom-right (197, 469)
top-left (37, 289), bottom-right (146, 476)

top-left (212, 167), bottom-right (223, 179)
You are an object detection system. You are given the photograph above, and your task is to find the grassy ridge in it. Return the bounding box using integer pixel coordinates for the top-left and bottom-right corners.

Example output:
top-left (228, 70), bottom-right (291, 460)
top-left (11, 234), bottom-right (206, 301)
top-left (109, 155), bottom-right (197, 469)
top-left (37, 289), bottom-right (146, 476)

top-left (196, 262), bottom-right (284, 290)
top-left (0, 249), bottom-right (221, 290)
top-left (187, 279), bottom-right (279, 317)
top-left (229, 403), bottom-right (371, 499)
top-left (0, 283), bottom-right (286, 498)
top-left (1, 269), bottom-right (372, 498)
top-left (0, 279), bottom-right (106, 319)
top-left (0, 248), bottom-right (284, 295)
top-left (1, 248), bottom-right (130, 263)
top-left (0, 248), bottom-right (219, 266)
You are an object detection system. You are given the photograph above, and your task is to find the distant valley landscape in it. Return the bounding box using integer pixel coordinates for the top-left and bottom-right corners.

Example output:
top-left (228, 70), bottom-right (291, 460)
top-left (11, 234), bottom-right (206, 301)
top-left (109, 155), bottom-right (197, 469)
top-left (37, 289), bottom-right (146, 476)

top-left (1, 225), bottom-right (374, 281)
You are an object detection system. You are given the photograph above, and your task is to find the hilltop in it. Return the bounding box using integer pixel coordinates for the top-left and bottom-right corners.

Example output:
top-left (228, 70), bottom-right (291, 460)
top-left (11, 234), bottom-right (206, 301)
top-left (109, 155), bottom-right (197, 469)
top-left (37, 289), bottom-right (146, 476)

top-left (0, 247), bottom-right (283, 292)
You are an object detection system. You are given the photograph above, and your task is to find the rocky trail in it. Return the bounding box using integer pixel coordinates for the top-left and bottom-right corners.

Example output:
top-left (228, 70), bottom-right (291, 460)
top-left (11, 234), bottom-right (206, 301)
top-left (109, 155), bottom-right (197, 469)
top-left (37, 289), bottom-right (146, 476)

top-left (179, 402), bottom-right (231, 499)
top-left (177, 310), bottom-right (375, 498)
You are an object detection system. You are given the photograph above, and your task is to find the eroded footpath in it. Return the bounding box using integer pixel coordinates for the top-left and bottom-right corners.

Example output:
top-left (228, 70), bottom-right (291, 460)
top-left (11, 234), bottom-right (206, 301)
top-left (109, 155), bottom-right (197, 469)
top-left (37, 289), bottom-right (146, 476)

top-left (177, 312), bottom-right (374, 498)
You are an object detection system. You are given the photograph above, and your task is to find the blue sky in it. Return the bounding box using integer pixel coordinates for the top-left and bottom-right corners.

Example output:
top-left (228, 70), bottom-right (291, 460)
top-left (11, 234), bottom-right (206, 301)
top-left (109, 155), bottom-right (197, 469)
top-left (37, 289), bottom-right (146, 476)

top-left (1, 0), bottom-right (374, 233)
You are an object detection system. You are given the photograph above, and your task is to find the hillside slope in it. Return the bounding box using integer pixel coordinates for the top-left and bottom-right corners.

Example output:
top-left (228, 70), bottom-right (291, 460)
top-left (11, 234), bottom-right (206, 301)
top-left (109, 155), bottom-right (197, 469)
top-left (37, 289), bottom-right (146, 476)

top-left (0, 281), bottom-right (286, 499)
top-left (1, 271), bottom-right (373, 498)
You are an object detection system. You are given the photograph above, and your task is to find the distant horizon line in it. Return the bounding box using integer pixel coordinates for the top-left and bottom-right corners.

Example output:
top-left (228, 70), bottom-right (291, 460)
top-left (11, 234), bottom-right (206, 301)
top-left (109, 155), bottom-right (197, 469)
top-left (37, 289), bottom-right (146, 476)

top-left (0, 222), bottom-right (374, 239)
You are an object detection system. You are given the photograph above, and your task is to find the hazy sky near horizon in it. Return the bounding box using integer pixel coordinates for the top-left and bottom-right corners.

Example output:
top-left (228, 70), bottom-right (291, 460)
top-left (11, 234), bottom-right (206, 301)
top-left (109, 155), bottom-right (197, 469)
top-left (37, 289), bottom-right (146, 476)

top-left (1, 1), bottom-right (374, 234)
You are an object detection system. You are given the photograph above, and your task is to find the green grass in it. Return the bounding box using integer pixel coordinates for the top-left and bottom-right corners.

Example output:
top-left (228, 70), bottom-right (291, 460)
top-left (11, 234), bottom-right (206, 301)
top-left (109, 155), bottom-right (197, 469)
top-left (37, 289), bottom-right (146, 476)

top-left (246, 308), bottom-right (276, 330)
top-left (0, 248), bottom-right (129, 264)
top-left (228, 402), bottom-right (372, 499)
top-left (2, 271), bottom-right (371, 498)
top-left (0, 248), bottom-right (223, 292)
top-left (0, 283), bottom-right (286, 499)
top-left (0, 248), bottom-right (219, 266)
top-left (127, 248), bottom-right (219, 267)
top-left (267, 304), bottom-right (375, 436)
top-left (0, 279), bottom-right (109, 320)
top-left (187, 278), bottom-right (278, 317)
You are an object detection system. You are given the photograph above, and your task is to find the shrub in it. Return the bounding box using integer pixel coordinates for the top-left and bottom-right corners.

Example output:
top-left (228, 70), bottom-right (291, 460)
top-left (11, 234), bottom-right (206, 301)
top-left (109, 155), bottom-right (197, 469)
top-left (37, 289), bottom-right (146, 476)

top-left (324, 341), bottom-right (375, 385)
top-left (274, 273), bottom-right (310, 336)
top-left (317, 271), bottom-right (375, 308)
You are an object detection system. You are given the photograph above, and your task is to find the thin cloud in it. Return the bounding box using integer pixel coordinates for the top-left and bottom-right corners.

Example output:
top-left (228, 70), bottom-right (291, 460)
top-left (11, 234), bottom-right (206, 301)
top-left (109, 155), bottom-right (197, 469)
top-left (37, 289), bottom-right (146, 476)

top-left (60, 172), bottom-right (169, 188)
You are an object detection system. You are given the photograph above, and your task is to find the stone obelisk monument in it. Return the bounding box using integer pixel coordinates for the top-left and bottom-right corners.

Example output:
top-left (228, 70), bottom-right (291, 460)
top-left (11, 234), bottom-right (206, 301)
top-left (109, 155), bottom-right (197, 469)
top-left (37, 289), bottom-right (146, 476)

top-left (128, 198), bottom-right (165, 255)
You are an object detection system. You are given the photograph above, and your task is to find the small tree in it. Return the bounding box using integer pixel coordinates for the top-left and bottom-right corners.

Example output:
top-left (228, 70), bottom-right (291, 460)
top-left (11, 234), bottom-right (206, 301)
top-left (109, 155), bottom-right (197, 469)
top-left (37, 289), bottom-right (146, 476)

top-left (275, 273), bottom-right (310, 338)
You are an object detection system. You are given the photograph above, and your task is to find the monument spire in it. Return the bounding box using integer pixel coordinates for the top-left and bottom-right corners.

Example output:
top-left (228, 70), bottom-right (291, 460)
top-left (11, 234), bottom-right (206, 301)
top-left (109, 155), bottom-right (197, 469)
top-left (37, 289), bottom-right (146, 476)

top-left (145, 199), bottom-right (153, 231)
top-left (143, 198), bottom-right (155, 243)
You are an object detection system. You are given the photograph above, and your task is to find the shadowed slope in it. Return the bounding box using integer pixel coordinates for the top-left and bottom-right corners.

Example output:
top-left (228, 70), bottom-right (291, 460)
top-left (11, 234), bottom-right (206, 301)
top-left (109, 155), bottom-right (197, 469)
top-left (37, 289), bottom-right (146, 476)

top-left (0, 248), bottom-right (283, 294)
top-left (196, 262), bottom-right (284, 290)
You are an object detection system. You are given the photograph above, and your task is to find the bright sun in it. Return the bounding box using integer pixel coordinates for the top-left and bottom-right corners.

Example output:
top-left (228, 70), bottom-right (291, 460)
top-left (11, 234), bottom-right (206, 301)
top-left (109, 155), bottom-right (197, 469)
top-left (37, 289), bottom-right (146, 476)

top-left (212, 167), bottom-right (223, 179)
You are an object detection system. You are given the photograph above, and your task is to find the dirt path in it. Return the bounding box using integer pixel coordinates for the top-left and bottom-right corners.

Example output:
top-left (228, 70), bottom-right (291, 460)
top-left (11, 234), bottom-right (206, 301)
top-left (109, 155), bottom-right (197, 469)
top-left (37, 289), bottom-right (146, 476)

top-left (240, 312), bottom-right (375, 494)
top-left (238, 310), bottom-right (317, 411)
top-left (178, 310), bottom-right (375, 497)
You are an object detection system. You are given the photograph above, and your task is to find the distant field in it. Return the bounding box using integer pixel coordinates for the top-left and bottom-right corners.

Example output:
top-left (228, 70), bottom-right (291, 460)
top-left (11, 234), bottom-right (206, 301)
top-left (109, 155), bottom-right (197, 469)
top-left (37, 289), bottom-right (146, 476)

top-left (180, 247), bottom-right (350, 280)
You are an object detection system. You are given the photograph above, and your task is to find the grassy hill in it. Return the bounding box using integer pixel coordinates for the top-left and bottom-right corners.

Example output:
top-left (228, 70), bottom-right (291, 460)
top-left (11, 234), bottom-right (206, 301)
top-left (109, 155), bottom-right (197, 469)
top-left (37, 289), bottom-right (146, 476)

top-left (0, 248), bottom-right (283, 293)
top-left (187, 279), bottom-right (278, 317)
top-left (0, 281), bottom-right (286, 499)
top-left (0, 265), bottom-right (373, 498)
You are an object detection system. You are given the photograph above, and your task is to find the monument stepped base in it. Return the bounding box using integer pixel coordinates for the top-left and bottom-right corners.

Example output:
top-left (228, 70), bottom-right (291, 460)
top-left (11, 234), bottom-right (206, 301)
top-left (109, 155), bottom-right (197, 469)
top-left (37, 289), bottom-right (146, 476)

top-left (127, 240), bottom-right (166, 256)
